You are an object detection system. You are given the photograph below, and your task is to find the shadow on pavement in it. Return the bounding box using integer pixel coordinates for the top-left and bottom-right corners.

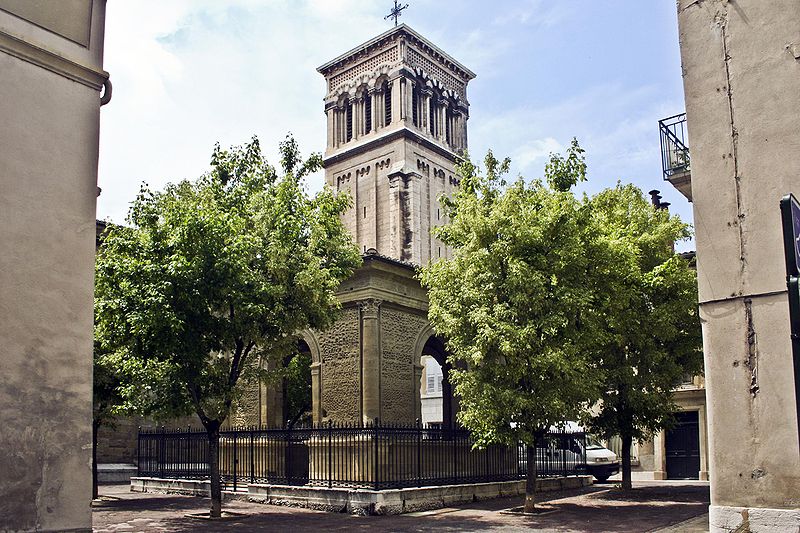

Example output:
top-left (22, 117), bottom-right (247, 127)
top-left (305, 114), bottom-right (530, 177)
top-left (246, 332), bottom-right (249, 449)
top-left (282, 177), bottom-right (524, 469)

top-left (93, 482), bottom-right (710, 533)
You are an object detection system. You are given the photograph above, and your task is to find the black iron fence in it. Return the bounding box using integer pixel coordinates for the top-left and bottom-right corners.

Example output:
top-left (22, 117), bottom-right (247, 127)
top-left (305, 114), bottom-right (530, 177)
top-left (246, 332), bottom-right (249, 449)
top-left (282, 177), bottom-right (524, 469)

top-left (138, 422), bottom-right (586, 491)
top-left (659, 112), bottom-right (690, 179)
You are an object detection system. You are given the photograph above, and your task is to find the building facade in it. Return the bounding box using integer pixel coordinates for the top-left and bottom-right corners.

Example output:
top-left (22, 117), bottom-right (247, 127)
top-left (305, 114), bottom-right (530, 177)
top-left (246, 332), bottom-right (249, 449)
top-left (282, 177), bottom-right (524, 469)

top-left (0, 1), bottom-right (109, 531)
top-left (673, 1), bottom-right (800, 530)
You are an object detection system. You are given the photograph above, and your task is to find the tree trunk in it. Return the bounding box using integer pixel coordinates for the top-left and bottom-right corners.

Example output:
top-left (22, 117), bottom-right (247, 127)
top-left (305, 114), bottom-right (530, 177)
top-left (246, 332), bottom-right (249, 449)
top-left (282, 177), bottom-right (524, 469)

top-left (523, 444), bottom-right (538, 513)
top-left (207, 426), bottom-right (222, 518)
top-left (92, 418), bottom-right (100, 500)
top-left (621, 432), bottom-right (633, 491)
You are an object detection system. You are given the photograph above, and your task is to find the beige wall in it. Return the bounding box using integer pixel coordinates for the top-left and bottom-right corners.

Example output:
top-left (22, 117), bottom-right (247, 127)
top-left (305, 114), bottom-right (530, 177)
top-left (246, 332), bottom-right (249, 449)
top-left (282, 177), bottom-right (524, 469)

top-left (326, 135), bottom-right (459, 264)
top-left (677, 0), bottom-right (800, 529)
top-left (0, 1), bottom-right (107, 531)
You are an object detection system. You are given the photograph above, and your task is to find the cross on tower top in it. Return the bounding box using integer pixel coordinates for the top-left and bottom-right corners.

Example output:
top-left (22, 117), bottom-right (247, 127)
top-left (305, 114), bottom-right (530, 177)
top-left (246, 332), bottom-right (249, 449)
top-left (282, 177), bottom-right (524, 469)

top-left (384, 0), bottom-right (409, 26)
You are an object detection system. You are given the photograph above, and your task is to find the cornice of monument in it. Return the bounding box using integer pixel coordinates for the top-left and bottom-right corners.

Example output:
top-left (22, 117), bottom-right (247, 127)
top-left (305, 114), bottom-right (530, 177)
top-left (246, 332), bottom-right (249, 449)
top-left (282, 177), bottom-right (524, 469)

top-left (316, 23), bottom-right (476, 82)
top-left (323, 127), bottom-right (463, 168)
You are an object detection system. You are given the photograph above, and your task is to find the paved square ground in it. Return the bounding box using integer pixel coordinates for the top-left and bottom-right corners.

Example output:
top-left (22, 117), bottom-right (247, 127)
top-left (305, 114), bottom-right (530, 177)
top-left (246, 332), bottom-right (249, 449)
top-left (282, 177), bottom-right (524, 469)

top-left (93, 480), bottom-right (709, 532)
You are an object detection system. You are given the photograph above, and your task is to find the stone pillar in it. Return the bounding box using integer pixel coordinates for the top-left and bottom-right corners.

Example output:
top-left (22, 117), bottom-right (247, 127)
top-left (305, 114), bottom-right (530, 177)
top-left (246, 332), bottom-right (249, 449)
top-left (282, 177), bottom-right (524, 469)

top-left (391, 78), bottom-right (402, 126)
top-left (413, 362), bottom-right (424, 421)
top-left (334, 107), bottom-right (341, 147)
top-left (352, 97), bottom-right (360, 140)
top-left (372, 166), bottom-right (379, 251)
top-left (460, 112), bottom-right (467, 151)
top-left (698, 405), bottom-right (709, 481)
top-left (452, 111), bottom-right (460, 150)
top-left (360, 298), bottom-right (382, 423)
top-left (387, 172), bottom-right (402, 259)
top-left (405, 79), bottom-right (415, 127)
top-left (326, 107), bottom-right (335, 149)
top-left (437, 98), bottom-right (448, 142)
top-left (653, 430), bottom-right (667, 480)
top-left (311, 361), bottom-right (322, 424)
top-left (369, 88), bottom-right (378, 131)
top-left (421, 88), bottom-right (432, 133)
top-left (408, 173), bottom-right (421, 262)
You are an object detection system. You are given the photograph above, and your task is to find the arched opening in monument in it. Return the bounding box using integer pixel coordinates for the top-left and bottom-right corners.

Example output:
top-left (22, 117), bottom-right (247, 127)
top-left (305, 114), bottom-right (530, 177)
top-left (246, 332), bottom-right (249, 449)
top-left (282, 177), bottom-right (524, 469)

top-left (419, 335), bottom-right (458, 429)
top-left (282, 339), bottom-right (313, 428)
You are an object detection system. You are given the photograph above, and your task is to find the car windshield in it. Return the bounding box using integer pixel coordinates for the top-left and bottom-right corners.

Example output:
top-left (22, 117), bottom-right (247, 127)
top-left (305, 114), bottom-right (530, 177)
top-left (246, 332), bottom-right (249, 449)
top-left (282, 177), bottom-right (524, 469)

top-left (585, 437), bottom-right (605, 450)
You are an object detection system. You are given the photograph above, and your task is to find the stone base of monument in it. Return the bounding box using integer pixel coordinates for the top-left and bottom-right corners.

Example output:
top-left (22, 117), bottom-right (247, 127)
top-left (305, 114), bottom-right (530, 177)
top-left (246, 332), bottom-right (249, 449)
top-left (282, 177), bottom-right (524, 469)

top-left (98, 463), bottom-right (138, 484)
top-left (131, 475), bottom-right (592, 515)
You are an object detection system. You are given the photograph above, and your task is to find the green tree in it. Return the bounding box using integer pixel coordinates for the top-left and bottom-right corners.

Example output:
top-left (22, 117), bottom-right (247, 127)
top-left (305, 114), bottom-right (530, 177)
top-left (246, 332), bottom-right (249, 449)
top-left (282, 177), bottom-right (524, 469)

top-left (419, 140), bottom-right (600, 513)
top-left (94, 136), bottom-right (361, 518)
top-left (584, 184), bottom-right (702, 490)
top-left (284, 349), bottom-right (312, 427)
top-left (92, 345), bottom-right (124, 499)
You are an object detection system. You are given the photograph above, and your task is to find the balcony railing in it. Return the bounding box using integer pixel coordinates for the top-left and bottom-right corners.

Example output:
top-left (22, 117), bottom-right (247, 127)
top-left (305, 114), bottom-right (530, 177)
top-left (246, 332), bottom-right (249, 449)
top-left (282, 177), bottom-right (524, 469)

top-left (659, 113), bottom-right (690, 179)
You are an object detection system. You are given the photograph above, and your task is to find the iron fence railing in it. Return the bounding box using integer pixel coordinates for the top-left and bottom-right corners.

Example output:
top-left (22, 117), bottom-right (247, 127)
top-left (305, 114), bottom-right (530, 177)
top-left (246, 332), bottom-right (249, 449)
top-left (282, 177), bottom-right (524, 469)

top-left (604, 435), bottom-right (639, 465)
top-left (659, 113), bottom-right (690, 179)
top-left (138, 422), bottom-right (586, 491)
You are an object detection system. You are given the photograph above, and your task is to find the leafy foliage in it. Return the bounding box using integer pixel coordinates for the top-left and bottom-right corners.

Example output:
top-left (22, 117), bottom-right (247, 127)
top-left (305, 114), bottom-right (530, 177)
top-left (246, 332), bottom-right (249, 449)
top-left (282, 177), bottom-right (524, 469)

top-left (421, 139), bottom-right (701, 503)
top-left (420, 140), bottom-right (599, 449)
top-left (284, 350), bottom-right (313, 427)
top-left (94, 135), bottom-right (361, 515)
top-left (584, 184), bottom-right (702, 488)
top-left (95, 135), bottom-right (360, 427)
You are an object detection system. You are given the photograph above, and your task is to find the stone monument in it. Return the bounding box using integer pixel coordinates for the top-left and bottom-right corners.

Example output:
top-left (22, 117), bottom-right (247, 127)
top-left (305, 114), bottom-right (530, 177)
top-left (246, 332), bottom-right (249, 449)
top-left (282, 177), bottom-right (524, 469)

top-left (249, 24), bottom-right (475, 429)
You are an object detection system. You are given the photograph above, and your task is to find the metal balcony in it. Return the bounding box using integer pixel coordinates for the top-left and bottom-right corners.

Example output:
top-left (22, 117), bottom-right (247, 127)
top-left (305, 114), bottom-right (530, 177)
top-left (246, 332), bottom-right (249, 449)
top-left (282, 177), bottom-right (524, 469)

top-left (659, 113), bottom-right (692, 202)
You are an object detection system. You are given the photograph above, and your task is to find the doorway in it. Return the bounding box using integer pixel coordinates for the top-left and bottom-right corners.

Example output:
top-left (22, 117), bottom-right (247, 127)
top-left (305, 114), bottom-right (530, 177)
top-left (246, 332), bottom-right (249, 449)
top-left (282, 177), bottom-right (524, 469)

top-left (419, 335), bottom-right (458, 429)
top-left (665, 411), bottom-right (700, 479)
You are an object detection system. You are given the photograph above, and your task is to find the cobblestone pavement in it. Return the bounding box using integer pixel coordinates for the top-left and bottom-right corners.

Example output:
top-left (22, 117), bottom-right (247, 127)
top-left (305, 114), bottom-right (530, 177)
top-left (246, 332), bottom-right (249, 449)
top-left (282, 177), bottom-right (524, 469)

top-left (93, 480), bottom-right (709, 532)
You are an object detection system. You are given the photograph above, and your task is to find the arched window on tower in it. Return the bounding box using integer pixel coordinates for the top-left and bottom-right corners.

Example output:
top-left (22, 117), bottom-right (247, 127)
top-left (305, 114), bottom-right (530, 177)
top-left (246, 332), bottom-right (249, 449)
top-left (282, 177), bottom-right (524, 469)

top-left (412, 83), bottom-right (419, 127)
top-left (429, 98), bottom-right (437, 137)
top-left (346, 99), bottom-right (353, 142)
top-left (445, 108), bottom-right (452, 146)
top-left (364, 93), bottom-right (372, 134)
top-left (383, 81), bottom-right (392, 125)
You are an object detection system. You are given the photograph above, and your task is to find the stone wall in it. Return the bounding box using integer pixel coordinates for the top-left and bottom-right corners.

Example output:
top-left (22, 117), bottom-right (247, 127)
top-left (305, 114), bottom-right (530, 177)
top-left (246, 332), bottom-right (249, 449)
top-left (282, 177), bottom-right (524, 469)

top-left (319, 307), bottom-right (362, 422)
top-left (677, 0), bottom-right (800, 529)
top-left (0, 2), bottom-right (108, 531)
top-left (380, 306), bottom-right (428, 423)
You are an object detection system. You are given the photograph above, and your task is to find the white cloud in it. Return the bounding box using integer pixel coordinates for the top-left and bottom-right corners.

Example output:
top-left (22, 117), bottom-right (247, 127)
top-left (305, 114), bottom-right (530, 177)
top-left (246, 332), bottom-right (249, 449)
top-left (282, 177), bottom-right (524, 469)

top-left (492, 0), bottom-right (573, 28)
top-left (98, 1), bottom-right (390, 224)
top-left (512, 137), bottom-right (563, 171)
top-left (98, 0), bottom-right (690, 249)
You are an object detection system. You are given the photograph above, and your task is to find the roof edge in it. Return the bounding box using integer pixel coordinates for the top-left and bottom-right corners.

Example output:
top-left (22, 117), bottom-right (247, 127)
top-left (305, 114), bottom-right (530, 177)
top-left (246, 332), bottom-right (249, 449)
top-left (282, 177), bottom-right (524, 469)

top-left (317, 24), bottom-right (475, 80)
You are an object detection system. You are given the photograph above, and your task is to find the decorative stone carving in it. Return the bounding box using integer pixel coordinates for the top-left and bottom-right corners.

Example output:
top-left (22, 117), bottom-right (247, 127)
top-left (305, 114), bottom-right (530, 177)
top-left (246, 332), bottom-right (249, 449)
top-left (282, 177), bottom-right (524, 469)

top-left (380, 307), bottom-right (429, 423)
top-left (229, 375), bottom-right (261, 426)
top-left (318, 307), bottom-right (361, 422)
top-left (359, 298), bottom-right (382, 318)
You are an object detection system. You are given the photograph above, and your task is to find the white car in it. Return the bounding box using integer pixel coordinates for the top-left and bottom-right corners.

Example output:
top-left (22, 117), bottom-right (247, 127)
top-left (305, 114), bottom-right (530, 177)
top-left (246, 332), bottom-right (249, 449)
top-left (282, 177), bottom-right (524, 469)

top-left (584, 438), bottom-right (619, 482)
top-left (550, 422), bottom-right (620, 482)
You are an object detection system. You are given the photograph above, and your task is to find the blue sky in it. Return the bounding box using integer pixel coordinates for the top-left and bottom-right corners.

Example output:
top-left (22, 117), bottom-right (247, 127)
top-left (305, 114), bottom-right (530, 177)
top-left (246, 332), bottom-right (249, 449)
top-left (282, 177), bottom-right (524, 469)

top-left (98, 0), bottom-right (692, 250)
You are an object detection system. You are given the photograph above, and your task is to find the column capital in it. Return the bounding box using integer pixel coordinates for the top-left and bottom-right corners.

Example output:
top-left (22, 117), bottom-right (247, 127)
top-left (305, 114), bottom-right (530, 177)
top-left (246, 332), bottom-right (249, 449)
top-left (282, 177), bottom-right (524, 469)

top-left (358, 298), bottom-right (382, 318)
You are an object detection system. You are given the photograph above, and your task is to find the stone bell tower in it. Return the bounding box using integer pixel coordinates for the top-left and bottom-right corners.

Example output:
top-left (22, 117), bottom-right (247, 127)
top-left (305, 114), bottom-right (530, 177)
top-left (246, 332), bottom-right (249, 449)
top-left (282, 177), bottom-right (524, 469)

top-left (245, 26), bottom-right (474, 428)
top-left (317, 24), bottom-right (475, 264)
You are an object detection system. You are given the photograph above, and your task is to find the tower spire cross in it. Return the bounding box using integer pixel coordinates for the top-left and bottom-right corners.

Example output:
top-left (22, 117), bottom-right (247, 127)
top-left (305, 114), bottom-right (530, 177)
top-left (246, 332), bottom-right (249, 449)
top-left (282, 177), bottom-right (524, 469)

top-left (384, 0), bottom-right (409, 26)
